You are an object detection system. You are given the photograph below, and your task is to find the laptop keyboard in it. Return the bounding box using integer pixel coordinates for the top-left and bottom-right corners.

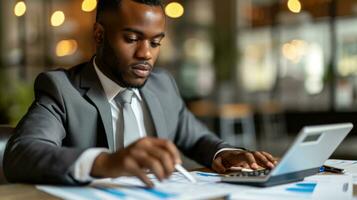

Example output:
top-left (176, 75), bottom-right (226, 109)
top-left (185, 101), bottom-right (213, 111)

top-left (226, 169), bottom-right (271, 177)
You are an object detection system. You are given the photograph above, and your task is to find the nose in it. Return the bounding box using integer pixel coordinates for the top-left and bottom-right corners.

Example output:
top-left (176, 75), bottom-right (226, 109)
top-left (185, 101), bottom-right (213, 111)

top-left (134, 40), bottom-right (152, 61)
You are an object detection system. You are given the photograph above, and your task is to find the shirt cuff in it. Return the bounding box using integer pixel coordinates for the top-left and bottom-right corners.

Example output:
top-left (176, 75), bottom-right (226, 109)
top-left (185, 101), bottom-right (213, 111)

top-left (72, 148), bottom-right (110, 182)
top-left (213, 148), bottom-right (246, 161)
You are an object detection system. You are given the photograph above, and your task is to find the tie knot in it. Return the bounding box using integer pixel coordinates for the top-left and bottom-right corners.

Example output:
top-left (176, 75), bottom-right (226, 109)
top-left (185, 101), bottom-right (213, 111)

top-left (115, 89), bottom-right (134, 105)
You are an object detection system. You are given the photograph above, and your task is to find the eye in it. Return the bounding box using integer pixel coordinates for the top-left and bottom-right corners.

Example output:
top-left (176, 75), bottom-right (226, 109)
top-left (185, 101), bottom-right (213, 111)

top-left (124, 36), bottom-right (139, 43)
top-left (150, 41), bottom-right (161, 48)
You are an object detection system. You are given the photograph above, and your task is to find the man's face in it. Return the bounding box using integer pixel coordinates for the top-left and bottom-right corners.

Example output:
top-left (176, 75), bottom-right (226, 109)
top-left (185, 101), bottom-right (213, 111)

top-left (95, 0), bottom-right (165, 88)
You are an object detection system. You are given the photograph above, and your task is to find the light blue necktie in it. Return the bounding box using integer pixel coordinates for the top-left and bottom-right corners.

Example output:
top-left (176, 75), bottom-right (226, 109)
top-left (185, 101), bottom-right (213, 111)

top-left (115, 89), bottom-right (140, 149)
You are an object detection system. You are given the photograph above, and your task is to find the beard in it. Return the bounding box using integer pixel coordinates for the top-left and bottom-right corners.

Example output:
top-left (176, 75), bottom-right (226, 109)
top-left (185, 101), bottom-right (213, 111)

top-left (113, 69), bottom-right (148, 89)
top-left (99, 37), bottom-right (150, 89)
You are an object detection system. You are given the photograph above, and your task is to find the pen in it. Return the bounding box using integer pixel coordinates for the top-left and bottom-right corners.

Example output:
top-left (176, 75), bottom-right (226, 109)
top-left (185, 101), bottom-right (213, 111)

top-left (175, 164), bottom-right (197, 183)
top-left (321, 165), bottom-right (345, 174)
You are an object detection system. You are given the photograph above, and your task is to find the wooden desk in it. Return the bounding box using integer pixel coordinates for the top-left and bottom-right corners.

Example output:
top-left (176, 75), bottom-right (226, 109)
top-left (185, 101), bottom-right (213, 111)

top-left (0, 184), bottom-right (60, 200)
top-left (1, 181), bottom-right (356, 200)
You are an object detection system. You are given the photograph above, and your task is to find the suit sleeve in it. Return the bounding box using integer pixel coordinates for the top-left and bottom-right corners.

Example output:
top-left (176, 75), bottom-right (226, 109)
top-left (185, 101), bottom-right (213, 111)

top-left (165, 72), bottom-right (236, 167)
top-left (3, 73), bottom-right (86, 185)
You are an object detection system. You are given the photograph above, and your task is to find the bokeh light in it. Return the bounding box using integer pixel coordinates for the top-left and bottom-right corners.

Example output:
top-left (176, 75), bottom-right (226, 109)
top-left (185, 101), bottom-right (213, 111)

top-left (14, 1), bottom-right (27, 17)
top-left (82, 0), bottom-right (97, 12)
top-left (51, 11), bottom-right (65, 27)
top-left (56, 40), bottom-right (78, 57)
top-left (165, 2), bottom-right (184, 18)
top-left (287, 0), bottom-right (302, 13)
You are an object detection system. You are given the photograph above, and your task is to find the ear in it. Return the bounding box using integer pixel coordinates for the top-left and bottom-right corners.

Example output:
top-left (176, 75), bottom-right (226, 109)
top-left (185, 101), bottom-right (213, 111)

top-left (94, 22), bottom-right (105, 45)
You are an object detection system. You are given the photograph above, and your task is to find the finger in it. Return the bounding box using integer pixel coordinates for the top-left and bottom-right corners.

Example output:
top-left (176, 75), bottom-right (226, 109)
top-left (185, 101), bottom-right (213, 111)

top-left (124, 157), bottom-right (154, 188)
top-left (229, 166), bottom-right (243, 171)
top-left (212, 156), bottom-right (226, 173)
top-left (134, 170), bottom-right (154, 188)
top-left (137, 138), bottom-right (177, 178)
top-left (146, 146), bottom-right (175, 178)
top-left (147, 159), bottom-right (166, 181)
top-left (261, 151), bottom-right (277, 165)
top-left (151, 138), bottom-right (182, 164)
top-left (253, 152), bottom-right (274, 169)
top-left (230, 162), bottom-right (249, 169)
top-left (241, 162), bottom-right (250, 169)
top-left (244, 152), bottom-right (259, 169)
top-left (160, 140), bottom-right (182, 165)
top-left (134, 138), bottom-right (175, 178)
top-left (131, 149), bottom-right (166, 181)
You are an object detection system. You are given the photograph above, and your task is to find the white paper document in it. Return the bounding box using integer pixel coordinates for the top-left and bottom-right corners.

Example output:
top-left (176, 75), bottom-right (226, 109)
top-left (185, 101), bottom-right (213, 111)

top-left (37, 171), bottom-right (232, 200)
top-left (325, 159), bottom-right (357, 174)
top-left (234, 175), bottom-right (352, 200)
top-left (324, 159), bottom-right (357, 191)
top-left (37, 171), bottom-right (353, 200)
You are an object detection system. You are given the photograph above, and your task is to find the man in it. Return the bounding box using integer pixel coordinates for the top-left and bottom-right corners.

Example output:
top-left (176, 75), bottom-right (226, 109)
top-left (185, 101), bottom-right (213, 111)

top-left (4, 0), bottom-right (276, 187)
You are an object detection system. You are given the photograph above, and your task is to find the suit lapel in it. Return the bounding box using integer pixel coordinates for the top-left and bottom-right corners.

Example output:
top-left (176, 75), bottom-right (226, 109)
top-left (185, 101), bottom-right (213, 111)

top-left (78, 60), bottom-right (168, 147)
top-left (140, 86), bottom-right (168, 139)
top-left (79, 61), bottom-right (114, 151)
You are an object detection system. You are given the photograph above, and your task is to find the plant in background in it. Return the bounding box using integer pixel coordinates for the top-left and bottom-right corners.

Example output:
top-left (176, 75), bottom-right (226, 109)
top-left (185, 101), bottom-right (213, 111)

top-left (0, 69), bottom-right (34, 125)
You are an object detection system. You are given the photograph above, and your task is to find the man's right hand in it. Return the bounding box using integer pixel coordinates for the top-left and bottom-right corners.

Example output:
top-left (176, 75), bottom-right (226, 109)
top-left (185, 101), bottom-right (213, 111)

top-left (90, 137), bottom-right (181, 187)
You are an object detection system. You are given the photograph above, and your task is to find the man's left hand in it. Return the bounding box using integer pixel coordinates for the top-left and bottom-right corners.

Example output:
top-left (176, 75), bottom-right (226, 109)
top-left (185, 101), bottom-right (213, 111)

top-left (212, 150), bottom-right (277, 173)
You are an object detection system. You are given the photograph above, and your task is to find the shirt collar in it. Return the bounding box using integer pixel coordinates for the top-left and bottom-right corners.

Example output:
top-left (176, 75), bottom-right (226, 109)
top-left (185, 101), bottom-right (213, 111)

top-left (93, 57), bottom-right (142, 102)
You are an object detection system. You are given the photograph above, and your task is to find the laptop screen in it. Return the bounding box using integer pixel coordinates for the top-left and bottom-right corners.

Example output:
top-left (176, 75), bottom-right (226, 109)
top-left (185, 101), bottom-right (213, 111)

top-left (270, 123), bottom-right (352, 176)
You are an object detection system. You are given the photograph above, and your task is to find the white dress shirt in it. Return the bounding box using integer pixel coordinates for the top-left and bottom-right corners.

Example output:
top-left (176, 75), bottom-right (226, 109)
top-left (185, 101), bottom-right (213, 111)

top-left (72, 58), bottom-right (241, 181)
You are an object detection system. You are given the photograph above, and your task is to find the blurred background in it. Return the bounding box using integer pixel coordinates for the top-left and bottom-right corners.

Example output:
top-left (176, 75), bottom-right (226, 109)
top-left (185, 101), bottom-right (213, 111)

top-left (0, 0), bottom-right (356, 160)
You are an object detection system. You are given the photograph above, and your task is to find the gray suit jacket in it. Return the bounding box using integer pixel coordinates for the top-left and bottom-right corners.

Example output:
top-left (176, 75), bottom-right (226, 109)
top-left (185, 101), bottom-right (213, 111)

top-left (3, 60), bottom-right (233, 185)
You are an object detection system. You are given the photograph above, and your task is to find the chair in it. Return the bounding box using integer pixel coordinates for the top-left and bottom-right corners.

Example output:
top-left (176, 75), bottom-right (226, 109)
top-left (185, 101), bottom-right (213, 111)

top-left (0, 125), bottom-right (14, 184)
top-left (219, 104), bottom-right (256, 149)
top-left (185, 100), bottom-right (218, 169)
top-left (257, 101), bottom-right (286, 149)
top-left (187, 100), bottom-right (217, 131)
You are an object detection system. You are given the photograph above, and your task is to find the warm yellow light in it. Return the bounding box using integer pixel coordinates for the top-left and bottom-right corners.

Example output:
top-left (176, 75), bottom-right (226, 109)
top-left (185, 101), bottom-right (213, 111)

top-left (82, 0), bottom-right (97, 12)
top-left (51, 11), bottom-right (65, 27)
top-left (287, 0), bottom-right (302, 13)
top-left (282, 43), bottom-right (296, 61)
top-left (282, 39), bottom-right (308, 63)
top-left (56, 40), bottom-right (78, 57)
top-left (14, 1), bottom-right (27, 17)
top-left (165, 2), bottom-right (184, 18)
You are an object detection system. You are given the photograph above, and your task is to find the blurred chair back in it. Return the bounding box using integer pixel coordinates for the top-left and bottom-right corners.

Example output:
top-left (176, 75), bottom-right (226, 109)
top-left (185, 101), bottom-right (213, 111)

top-left (187, 100), bottom-right (217, 118)
top-left (0, 125), bottom-right (13, 184)
top-left (257, 101), bottom-right (286, 150)
top-left (219, 104), bottom-right (256, 149)
top-left (187, 100), bottom-right (218, 132)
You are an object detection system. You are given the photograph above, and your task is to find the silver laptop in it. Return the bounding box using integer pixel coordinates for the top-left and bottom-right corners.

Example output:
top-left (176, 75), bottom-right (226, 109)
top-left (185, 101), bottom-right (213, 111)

top-left (222, 123), bottom-right (353, 187)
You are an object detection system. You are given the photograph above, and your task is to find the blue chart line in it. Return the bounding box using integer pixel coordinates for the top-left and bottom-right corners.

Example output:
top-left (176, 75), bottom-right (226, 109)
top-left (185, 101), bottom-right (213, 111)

top-left (95, 186), bottom-right (178, 199)
top-left (141, 188), bottom-right (178, 199)
top-left (286, 183), bottom-right (317, 194)
top-left (59, 187), bottom-right (105, 200)
top-left (196, 172), bottom-right (221, 177)
top-left (95, 187), bottom-right (126, 199)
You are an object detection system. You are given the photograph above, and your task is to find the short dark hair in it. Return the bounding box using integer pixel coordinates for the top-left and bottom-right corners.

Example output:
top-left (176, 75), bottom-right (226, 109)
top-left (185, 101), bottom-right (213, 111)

top-left (96, 0), bottom-right (163, 21)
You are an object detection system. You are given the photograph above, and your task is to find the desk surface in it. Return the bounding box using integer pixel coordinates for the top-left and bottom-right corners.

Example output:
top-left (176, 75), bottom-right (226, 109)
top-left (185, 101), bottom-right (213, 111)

top-left (0, 184), bottom-right (60, 200)
top-left (0, 183), bottom-right (356, 200)
top-left (1, 170), bottom-right (357, 200)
